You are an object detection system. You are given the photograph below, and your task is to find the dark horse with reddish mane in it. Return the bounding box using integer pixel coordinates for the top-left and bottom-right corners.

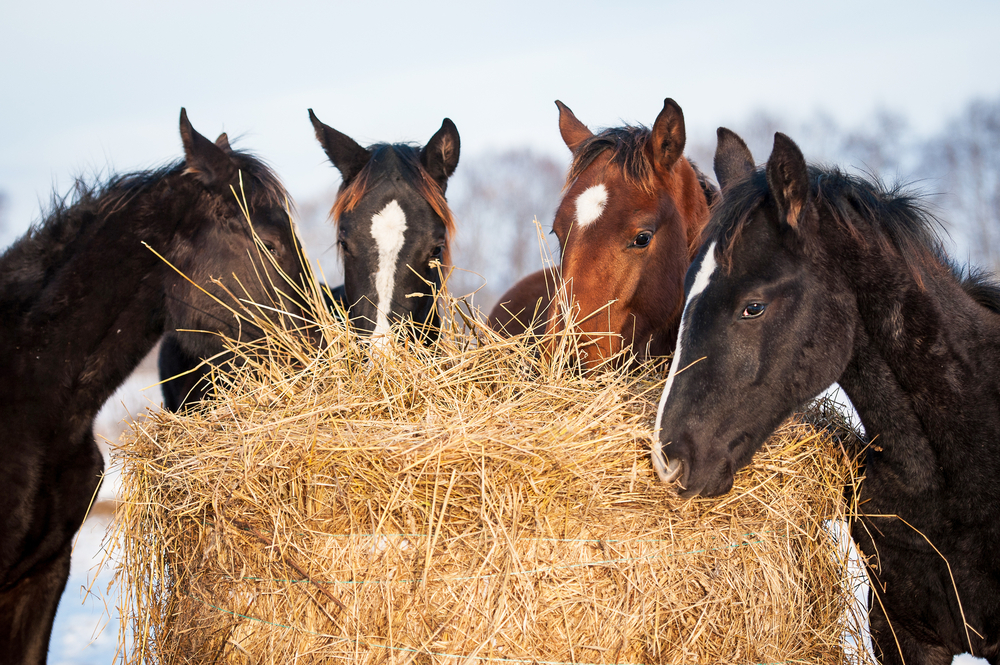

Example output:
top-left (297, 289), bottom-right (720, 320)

top-left (489, 99), bottom-right (716, 368)
top-left (0, 110), bottom-right (307, 663)
top-left (309, 108), bottom-right (459, 344)
top-left (655, 128), bottom-right (1000, 663)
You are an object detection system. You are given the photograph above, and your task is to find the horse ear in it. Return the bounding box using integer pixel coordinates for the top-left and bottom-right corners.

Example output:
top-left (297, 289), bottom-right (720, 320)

top-left (714, 128), bottom-right (755, 191)
top-left (766, 132), bottom-right (810, 230)
top-left (214, 132), bottom-right (232, 154)
top-left (556, 100), bottom-right (593, 153)
top-left (647, 98), bottom-right (686, 172)
top-left (421, 118), bottom-right (461, 193)
top-left (179, 108), bottom-right (237, 186)
top-left (308, 108), bottom-right (371, 183)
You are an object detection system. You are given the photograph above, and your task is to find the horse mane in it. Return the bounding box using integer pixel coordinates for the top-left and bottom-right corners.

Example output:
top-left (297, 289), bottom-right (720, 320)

top-left (1, 149), bottom-right (288, 302)
top-left (712, 166), bottom-right (952, 278)
top-left (101, 148), bottom-right (288, 216)
top-left (953, 262), bottom-right (1000, 313)
top-left (689, 160), bottom-right (721, 209)
top-left (566, 125), bottom-right (716, 207)
top-left (220, 150), bottom-right (289, 209)
top-left (331, 144), bottom-right (456, 261)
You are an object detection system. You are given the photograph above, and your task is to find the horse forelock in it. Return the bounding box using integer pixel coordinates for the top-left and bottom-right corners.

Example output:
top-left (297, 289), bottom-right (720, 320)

top-left (228, 150), bottom-right (291, 211)
top-left (92, 149), bottom-right (289, 219)
top-left (331, 144), bottom-right (456, 263)
top-left (566, 126), bottom-right (660, 196)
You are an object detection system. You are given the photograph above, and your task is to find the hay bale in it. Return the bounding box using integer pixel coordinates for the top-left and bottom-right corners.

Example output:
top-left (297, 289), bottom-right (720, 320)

top-left (112, 296), bottom-right (869, 664)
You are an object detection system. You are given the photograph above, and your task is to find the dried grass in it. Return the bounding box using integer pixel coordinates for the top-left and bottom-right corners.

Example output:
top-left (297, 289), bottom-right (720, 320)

top-left (111, 273), bottom-right (871, 664)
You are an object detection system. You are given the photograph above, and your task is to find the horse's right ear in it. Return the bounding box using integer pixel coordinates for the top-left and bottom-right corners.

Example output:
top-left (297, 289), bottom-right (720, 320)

top-left (180, 108), bottom-right (237, 186)
top-left (714, 128), bottom-right (755, 191)
top-left (766, 132), bottom-right (810, 230)
top-left (308, 109), bottom-right (370, 183)
top-left (556, 100), bottom-right (593, 153)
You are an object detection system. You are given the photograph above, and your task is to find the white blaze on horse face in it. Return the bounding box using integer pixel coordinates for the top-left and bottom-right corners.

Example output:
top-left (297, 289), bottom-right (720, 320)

top-left (575, 184), bottom-right (608, 229)
top-left (652, 241), bottom-right (719, 483)
top-left (370, 199), bottom-right (408, 340)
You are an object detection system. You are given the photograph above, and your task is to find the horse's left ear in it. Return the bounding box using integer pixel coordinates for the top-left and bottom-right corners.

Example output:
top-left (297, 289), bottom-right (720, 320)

top-left (648, 98), bottom-right (686, 172)
top-left (214, 132), bottom-right (233, 154)
top-left (179, 109), bottom-right (237, 186)
top-left (766, 132), bottom-right (810, 230)
top-left (421, 118), bottom-right (461, 193)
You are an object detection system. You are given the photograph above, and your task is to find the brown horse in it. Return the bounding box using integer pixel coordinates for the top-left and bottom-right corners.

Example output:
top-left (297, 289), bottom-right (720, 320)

top-left (487, 267), bottom-right (557, 337)
top-left (489, 99), bottom-right (716, 367)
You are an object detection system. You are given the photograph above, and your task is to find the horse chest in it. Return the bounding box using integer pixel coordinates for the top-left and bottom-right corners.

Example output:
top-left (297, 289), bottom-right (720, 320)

top-left (853, 462), bottom-right (1000, 650)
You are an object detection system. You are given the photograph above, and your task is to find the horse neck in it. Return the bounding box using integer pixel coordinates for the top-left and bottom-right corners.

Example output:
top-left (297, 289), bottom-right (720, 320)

top-left (6, 176), bottom-right (191, 426)
top-left (833, 233), bottom-right (1000, 494)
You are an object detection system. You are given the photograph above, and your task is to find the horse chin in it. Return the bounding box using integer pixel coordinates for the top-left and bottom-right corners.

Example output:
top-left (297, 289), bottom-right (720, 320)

top-left (674, 458), bottom-right (735, 499)
top-left (653, 454), bottom-right (685, 484)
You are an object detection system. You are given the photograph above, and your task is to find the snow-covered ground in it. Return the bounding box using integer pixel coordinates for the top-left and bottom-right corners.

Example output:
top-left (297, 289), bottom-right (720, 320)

top-left (50, 512), bottom-right (120, 665)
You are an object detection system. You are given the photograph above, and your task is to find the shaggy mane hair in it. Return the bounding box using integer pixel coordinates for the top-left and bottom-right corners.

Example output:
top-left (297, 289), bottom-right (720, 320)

top-left (331, 144), bottom-right (456, 263)
top-left (707, 166), bottom-right (1000, 309)
top-left (1, 149), bottom-right (287, 301)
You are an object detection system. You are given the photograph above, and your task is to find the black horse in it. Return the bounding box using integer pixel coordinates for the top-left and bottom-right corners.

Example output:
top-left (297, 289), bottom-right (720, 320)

top-left (308, 108), bottom-right (459, 343)
top-left (0, 109), bottom-right (307, 663)
top-left (158, 110), bottom-right (461, 411)
top-left (653, 129), bottom-right (1000, 663)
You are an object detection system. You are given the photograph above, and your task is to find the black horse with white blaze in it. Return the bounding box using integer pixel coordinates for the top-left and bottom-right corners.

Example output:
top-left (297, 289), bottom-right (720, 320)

top-left (308, 108), bottom-right (460, 343)
top-left (0, 110), bottom-right (307, 663)
top-left (654, 128), bottom-right (1000, 664)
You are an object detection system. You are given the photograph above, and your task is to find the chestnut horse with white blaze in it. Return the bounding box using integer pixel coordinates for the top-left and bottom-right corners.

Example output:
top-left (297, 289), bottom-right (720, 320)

top-left (489, 99), bottom-right (716, 368)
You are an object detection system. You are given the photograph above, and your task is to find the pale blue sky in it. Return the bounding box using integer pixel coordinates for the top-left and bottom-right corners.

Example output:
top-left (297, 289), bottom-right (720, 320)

top-left (2, 0), bottom-right (999, 248)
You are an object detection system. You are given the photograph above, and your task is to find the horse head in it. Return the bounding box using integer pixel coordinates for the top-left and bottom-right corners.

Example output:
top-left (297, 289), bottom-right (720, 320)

top-left (309, 109), bottom-right (459, 342)
top-left (653, 129), bottom-right (857, 497)
top-left (545, 99), bottom-right (713, 369)
top-left (165, 109), bottom-right (309, 363)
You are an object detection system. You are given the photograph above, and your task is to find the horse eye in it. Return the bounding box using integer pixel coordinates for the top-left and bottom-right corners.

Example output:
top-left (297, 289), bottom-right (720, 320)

top-left (262, 241), bottom-right (277, 254)
top-left (631, 231), bottom-right (653, 248)
top-left (430, 245), bottom-right (444, 259)
top-left (741, 302), bottom-right (767, 319)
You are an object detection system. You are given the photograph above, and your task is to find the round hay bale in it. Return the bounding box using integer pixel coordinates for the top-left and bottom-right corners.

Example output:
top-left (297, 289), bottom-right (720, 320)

top-left (112, 296), bottom-right (869, 664)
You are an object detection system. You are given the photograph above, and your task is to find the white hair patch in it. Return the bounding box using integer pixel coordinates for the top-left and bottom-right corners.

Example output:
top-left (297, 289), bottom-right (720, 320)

top-left (651, 241), bottom-right (718, 480)
top-left (370, 199), bottom-right (408, 338)
top-left (575, 184), bottom-right (608, 228)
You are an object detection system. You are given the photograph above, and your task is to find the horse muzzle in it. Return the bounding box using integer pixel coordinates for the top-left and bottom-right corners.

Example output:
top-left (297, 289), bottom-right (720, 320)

top-left (653, 431), bottom-right (736, 498)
